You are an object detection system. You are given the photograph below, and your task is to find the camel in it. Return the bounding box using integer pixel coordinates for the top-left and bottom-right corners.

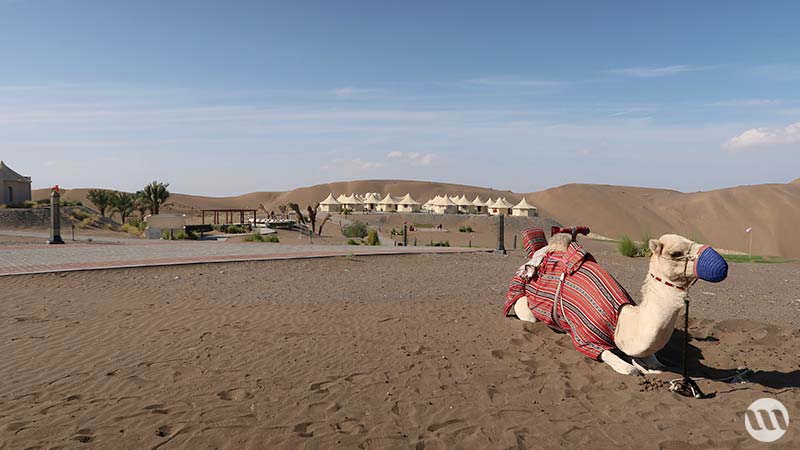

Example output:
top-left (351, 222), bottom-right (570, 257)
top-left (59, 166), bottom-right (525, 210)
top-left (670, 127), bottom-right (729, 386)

top-left (507, 231), bottom-right (728, 376)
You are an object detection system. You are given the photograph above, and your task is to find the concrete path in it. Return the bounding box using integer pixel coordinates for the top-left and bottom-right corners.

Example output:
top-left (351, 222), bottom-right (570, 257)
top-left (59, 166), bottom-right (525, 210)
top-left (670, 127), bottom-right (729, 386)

top-left (0, 240), bottom-right (489, 276)
top-left (0, 229), bottom-right (143, 244)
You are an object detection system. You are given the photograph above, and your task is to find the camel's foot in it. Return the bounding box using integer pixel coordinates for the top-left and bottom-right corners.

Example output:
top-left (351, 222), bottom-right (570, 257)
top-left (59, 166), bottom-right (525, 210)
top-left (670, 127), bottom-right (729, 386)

top-left (632, 354), bottom-right (665, 374)
top-left (513, 298), bottom-right (537, 323)
top-left (600, 351), bottom-right (642, 376)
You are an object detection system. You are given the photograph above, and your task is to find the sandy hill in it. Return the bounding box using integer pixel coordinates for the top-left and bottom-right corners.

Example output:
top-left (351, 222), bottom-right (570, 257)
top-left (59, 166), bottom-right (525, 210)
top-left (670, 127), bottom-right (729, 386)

top-left (34, 179), bottom-right (800, 257)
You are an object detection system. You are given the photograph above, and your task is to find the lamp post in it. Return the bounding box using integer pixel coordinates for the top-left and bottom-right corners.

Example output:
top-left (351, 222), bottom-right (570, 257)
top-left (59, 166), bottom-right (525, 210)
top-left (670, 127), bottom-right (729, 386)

top-left (48, 185), bottom-right (65, 245)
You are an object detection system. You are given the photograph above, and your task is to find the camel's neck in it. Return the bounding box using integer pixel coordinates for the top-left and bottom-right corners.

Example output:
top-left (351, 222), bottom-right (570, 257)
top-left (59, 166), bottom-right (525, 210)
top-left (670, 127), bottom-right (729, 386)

top-left (614, 273), bottom-right (687, 357)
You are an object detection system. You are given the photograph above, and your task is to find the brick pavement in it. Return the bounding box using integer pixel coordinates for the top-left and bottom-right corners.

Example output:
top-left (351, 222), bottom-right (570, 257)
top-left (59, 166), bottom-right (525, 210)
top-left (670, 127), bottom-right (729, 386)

top-left (0, 241), bottom-right (489, 276)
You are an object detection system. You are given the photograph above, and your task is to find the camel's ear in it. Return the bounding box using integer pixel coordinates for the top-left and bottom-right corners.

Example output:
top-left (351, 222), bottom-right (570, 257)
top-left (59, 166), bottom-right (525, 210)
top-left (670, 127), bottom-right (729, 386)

top-left (649, 239), bottom-right (663, 255)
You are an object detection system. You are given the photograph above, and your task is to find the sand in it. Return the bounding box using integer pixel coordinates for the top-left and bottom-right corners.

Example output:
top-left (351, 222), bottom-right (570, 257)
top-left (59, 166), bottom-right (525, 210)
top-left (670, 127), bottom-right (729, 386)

top-left (33, 178), bottom-right (800, 257)
top-left (2, 243), bottom-right (799, 449)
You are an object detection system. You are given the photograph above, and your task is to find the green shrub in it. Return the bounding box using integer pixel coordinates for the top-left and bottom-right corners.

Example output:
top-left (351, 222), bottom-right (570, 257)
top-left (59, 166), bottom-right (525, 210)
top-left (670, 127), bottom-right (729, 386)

top-left (458, 226), bottom-right (473, 233)
top-left (121, 223), bottom-right (142, 235)
top-left (226, 225), bottom-right (246, 234)
top-left (341, 221), bottom-right (368, 238)
top-left (618, 235), bottom-right (650, 257)
top-left (428, 240), bottom-right (450, 247)
top-left (640, 234), bottom-right (653, 257)
top-left (365, 229), bottom-right (380, 246)
top-left (347, 239), bottom-right (361, 245)
top-left (245, 233), bottom-right (279, 243)
top-left (77, 217), bottom-right (94, 229)
top-left (161, 229), bottom-right (198, 240)
top-left (70, 209), bottom-right (90, 221)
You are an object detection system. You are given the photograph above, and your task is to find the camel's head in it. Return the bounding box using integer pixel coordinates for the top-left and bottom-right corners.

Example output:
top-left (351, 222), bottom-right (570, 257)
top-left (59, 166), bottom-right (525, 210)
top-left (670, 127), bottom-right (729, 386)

top-left (648, 234), bottom-right (728, 288)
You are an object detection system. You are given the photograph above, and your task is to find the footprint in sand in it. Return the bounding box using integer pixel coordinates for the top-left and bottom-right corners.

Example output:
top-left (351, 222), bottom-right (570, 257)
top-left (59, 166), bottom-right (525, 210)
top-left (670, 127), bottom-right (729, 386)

top-left (292, 422), bottom-right (314, 438)
top-left (217, 388), bottom-right (254, 401)
top-left (491, 349), bottom-right (505, 359)
top-left (155, 424), bottom-right (174, 437)
top-left (72, 428), bottom-right (95, 443)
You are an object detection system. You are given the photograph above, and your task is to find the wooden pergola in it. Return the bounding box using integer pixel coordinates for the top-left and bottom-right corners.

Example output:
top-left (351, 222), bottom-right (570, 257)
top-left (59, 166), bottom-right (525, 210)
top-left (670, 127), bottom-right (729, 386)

top-left (202, 209), bottom-right (257, 226)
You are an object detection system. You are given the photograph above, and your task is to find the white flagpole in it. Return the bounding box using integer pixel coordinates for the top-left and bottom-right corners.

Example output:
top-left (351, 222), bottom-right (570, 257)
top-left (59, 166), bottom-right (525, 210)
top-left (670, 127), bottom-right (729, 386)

top-left (749, 229), bottom-right (753, 258)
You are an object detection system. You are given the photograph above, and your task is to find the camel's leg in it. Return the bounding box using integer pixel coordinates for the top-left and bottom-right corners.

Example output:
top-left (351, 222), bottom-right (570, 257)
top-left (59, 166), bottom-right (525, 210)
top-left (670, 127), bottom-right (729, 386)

top-left (513, 298), bottom-right (537, 323)
top-left (632, 354), bottom-right (665, 374)
top-left (600, 351), bottom-right (642, 376)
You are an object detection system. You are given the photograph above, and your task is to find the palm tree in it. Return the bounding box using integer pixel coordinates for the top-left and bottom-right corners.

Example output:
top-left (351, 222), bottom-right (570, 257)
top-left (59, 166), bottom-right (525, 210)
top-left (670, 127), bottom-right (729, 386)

top-left (134, 190), bottom-right (149, 219)
top-left (111, 191), bottom-right (135, 223)
top-left (87, 189), bottom-right (112, 217)
top-left (142, 181), bottom-right (170, 215)
top-left (306, 203), bottom-right (319, 235)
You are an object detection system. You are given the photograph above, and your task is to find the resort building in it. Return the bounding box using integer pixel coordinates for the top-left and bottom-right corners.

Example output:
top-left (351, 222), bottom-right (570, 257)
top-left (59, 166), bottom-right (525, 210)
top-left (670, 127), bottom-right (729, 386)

top-left (512, 197), bottom-right (538, 217)
top-left (472, 196), bottom-right (486, 214)
top-left (377, 194), bottom-right (398, 212)
top-left (431, 195), bottom-right (457, 214)
top-left (319, 193), bottom-right (341, 213)
top-left (396, 193), bottom-right (421, 213)
top-left (339, 194), bottom-right (364, 212)
top-left (488, 197), bottom-right (514, 215)
top-left (455, 195), bottom-right (473, 214)
top-left (0, 161), bottom-right (32, 206)
top-left (362, 193), bottom-right (381, 212)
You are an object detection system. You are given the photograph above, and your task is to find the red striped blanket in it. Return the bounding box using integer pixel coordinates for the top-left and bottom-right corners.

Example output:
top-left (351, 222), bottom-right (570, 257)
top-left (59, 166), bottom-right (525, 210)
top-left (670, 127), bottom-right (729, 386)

top-left (504, 239), bottom-right (636, 360)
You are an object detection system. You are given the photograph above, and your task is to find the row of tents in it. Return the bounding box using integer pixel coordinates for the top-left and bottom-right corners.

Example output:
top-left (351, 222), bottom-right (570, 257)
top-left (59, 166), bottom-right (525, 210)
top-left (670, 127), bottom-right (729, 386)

top-left (319, 193), bottom-right (538, 217)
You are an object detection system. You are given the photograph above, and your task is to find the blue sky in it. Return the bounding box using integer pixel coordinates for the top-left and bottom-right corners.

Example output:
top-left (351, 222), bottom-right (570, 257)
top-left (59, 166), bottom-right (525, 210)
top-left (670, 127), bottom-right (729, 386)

top-left (1, 0), bottom-right (798, 195)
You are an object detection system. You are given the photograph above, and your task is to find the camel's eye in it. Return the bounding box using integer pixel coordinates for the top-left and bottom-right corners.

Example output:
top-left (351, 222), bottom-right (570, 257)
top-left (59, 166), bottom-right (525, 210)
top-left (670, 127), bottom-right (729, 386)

top-left (670, 251), bottom-right (684, 258)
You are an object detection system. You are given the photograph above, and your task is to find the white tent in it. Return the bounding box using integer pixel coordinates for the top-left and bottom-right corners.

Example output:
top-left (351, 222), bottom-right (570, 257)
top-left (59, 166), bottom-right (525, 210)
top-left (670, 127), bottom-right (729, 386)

top-left (319, 193), bottom-right (341, 213)
top-left (472, 196), bottom-right (487, 214)
top-left (431, 195), bottom-right (457, 214)
top-left (362, 193), bottom-right (381, 212)
top-left (397, 193), bottom-right (421, 212)
top-left (377, 194), bottom-right (398, 212)
top-left (340, 193), bottom-right (364, 212)
top-left (512, 197), bottom-right (538, 217)
top-left (488, 197), bottom-right (514, 216)
top-left (454, 195), bottom-right (473, 214)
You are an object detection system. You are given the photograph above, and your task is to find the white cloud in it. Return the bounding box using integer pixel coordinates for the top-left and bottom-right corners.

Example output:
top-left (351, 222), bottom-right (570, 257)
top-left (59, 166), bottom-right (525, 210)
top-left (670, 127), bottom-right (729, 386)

top-left (705, 99), bottom-right (779, 107)
top-left (723, 122), bottom-right (800, 151)
top-left (387, 151), bottom-right (437, 166)
top-left (351, 158), bottom-right (384, 171)
top-left (332, 87), bottom-right (384, 98)
top-left (605, 65), bottom-right (711, 78)
top-left (462, 77), bottom-right (566, 89)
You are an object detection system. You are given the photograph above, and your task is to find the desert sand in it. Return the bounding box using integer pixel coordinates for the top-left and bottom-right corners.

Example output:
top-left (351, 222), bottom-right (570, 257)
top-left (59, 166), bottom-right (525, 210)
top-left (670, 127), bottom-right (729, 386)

top-left (33, 178), bottom-right (800, 257)
top-left (2, 240), bottom-right (799, 449)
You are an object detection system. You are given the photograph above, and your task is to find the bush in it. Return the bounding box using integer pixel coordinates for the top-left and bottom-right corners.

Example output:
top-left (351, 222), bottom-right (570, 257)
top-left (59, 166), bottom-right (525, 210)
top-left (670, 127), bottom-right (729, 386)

top-left (618, 235), bottom-right (650, 257)
top-left (121, 223), bottom-right (142, 235)
top-left (70, 209), bottom-right (90, 221)
top-left (77, 217), bottom-right (94, 229)
top-left (347, 239), bottom-right (361, 245)
top-left (640, 234), bottom-right (653, 257)
top-left (458, 226), bottom-right (473, 233)
top-left (245, 233), bottom-right (279, 243)
top-left (341, 221), bottom-right (368, 238)
top-left (161, 229), bottom-right (198, 240)
top-left (226, 225), bottom-right (247, 234)
top-left (428, 240), bottom-right (450, 247)
top-left (365, 229), bottom-right (380, 246)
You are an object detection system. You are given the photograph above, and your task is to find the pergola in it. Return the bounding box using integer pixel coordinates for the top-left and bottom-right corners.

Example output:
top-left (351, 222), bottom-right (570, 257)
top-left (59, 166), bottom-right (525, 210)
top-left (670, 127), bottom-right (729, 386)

top-left (202, 209), bottom-right (257, 226)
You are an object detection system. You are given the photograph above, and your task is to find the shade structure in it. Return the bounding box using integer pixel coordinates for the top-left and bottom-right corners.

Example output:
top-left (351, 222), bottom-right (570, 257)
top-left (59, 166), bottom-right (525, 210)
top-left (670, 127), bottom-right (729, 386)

top-left (340, 193), bottom-right (364, 212)
top-left (431, 195), bottom-right (457, 214)
top-left (472, 195), bottom-right (487, 214)
top-left (512, 197), bottom-right (538, 217)
top-left (377, 194), bottom-right (398, 212)
top-left (454, 194), bottom-right (474, 214)
top-left (362, 193), bottom-right (382, 211)
top-left (488, 197), bottom-right (514, 215)
top-left (397, 193), bottom-right (421, 212)
top-left (319, 193), bottom-right (341, 213)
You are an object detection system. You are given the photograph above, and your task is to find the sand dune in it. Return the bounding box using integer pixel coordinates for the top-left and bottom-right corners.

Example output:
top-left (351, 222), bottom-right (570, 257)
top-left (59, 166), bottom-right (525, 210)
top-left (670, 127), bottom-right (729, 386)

top-left (33, 178), bottom-right (800, 256)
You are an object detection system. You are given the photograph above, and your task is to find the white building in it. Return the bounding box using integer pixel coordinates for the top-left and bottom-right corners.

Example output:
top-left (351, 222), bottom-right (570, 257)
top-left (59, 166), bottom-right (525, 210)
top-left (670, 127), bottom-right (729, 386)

top-left (0, 161), bottom-right (32, 206)
top-left (431, 195), bottom-right (457, 214)
top-left (472, 196), bottom-right (486, 214)
top-left (339, 194), bottom-right (364, 212)
top-left (455, 195), bottom-right (473, 214)
top-left (362, 193), bottom-right (381, 212)
top-left (319, 193), bottom-right (341, 213)
top-left (512, 197), bottom-right (538, 217)
top-left (396, 193), bottom-right (421, 213)
top-left (377, 194), bottom-right (398, 212)
top-left (488, 197), bottom-right (514, 215)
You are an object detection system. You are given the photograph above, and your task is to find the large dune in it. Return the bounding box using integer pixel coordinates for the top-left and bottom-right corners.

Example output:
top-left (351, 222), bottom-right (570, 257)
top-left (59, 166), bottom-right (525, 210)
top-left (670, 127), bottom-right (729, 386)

top-left (34, 178), bottom-right (800, 257)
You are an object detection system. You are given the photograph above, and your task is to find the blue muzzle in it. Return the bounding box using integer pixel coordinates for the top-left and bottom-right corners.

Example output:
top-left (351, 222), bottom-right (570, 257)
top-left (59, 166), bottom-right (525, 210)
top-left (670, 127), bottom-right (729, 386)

top-left (695, 247), bottom-right (728, 282)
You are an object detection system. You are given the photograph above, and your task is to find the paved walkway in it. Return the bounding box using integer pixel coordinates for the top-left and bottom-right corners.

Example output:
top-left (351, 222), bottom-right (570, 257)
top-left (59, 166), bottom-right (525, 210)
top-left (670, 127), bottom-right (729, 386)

top-left (0, 240), bottom-right (489, 276)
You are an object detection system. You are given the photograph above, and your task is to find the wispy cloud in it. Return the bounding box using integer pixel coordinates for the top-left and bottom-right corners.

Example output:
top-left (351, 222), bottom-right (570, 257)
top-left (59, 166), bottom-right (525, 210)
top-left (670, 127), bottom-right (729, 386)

top-left (705, 99), bottom-right (779, 107)
top-left (332, 86), bottom-right (386, 99)
top-left (387, 151), bottom-right (437, 166)
top-left (751, 64), bottom-right (800, 81)
top-left (461, 76), bottom-right (566, 89)
top-left (723, 122), bottom-right (800, 151)
top-left (605, 65), bottom-right (712, 78)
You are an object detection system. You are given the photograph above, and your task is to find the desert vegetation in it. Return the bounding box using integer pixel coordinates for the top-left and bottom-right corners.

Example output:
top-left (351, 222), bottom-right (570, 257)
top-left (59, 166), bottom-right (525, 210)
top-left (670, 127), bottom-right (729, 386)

top-left (617, 235), bottom-right (653, 258)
